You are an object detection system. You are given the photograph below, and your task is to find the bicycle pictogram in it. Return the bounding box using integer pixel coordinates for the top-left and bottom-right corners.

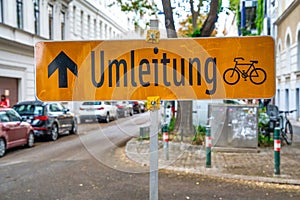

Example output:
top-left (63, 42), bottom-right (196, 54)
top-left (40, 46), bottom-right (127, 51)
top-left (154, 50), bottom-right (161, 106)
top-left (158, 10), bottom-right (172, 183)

top-left (223, 57), bottom-right (267, 85)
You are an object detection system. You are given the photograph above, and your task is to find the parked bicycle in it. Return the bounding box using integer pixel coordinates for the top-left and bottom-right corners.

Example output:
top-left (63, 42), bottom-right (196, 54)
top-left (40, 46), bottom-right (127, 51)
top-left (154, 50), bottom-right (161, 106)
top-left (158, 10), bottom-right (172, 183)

top-left (262, 105), bottom-right (296, 145)
top-left (223, 57), bottom-right (267, 85)
top-left (278, 109), bottom-right (296, 145)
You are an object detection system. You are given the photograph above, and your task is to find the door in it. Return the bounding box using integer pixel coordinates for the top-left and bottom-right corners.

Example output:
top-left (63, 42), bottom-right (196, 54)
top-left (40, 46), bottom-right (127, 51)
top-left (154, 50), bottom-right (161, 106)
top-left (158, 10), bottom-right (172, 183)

top-left (6, 109), bottom-right (27, 146)
top-left (0, 77), bottom-right (18, 107)
top-left (49, 103), bottom-right (72, 132)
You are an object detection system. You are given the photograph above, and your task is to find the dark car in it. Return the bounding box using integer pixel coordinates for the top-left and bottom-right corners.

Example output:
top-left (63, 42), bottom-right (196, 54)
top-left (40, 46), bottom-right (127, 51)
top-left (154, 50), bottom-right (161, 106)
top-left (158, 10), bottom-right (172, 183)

top-left (129, 101), bottom-right (146, 114)
top-left (0, 108), bottom-right (34, 157)
top-left (13, 101), bottom-right (77, 141)
top-left (129, 101), bottom-right (142, 114)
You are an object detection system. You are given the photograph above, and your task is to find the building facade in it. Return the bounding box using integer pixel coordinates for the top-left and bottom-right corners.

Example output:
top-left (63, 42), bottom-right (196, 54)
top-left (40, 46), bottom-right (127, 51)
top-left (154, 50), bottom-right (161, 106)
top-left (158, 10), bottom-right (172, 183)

top-left (240, 0), bottom-right (300, 120)
top-left (273, 0), bottom-right (300, 120)
top-left (0, 0), bottom-right (132, 106)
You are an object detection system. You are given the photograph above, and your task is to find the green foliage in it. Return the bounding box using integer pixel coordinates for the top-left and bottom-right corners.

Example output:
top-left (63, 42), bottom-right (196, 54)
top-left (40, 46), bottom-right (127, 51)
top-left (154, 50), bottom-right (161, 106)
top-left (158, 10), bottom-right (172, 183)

top-left (258, 133), bottom-right (273, 147)
top-left (110, 0), bottom-right (158, 15)
top-left (192, 125), bottom-right (206, 145)
top-left (178, 14), bottom-right (206, 37)
top-left (168, 117), bottom-right (176, 133)
top-left (236, 1), bottom-right (241, 30)
top-left (218, 0), bottom-right (223, 13)
top-left (109, 0), bottom-right (158, 28)
top-left (258, 109), bottom-right (269, 128)
top-left (189, 29), bottom-right (202, 37)
top-left (229, 0), bottom-right (244, 36)
top-left (235, 0), bottom-right (264, 36)
top-left (258, 108), bottom-right (273, 147)
top-left (255, 0), bottom-right (264, 35)
top-left (230, 0), bottom-right (240, 11)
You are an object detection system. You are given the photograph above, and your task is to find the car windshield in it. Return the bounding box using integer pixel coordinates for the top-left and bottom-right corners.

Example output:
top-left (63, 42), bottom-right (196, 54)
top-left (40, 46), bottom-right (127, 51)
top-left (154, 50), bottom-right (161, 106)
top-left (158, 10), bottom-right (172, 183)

top-left (13, 105), bottom-right (44, 116)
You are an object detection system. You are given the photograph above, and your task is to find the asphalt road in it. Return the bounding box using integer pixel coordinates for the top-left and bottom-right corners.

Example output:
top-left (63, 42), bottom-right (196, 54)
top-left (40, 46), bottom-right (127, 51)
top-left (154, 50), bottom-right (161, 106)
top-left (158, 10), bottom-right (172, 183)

top-left (1, 113), bottom-right (300, 200)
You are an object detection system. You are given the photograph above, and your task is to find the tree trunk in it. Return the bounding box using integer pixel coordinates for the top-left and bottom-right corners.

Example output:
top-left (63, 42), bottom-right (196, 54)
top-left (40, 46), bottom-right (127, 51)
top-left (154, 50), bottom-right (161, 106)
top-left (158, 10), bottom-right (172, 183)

top-left (189, 0), bottom-right (202, 31)
top-left (161, 0), bottom-right (177, 38)
top-left (200, 0), bottom-right (219, 36)
top-left (161, 0), bottom-right (195, 139)
top-left (174, 101), bottom-right (195, 139)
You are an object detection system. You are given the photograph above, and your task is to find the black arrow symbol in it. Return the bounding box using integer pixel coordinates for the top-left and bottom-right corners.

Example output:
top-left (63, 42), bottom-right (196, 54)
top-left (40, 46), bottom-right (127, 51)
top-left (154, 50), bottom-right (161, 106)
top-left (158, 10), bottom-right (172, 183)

top-left (48, 51), bottom-right (78, 88)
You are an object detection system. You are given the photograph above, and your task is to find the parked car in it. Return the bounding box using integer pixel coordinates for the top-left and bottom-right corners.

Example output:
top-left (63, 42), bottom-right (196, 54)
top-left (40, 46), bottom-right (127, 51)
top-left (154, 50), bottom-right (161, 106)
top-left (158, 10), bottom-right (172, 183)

top-left (13, 101), bottom-right (77, 141)
top-left (129, 101), bottom-right (147, 113)
top-left (129, 101), bottom-right (140, 113)
top-left (138, 101), bottom-right (146, 112)
top-left (79, 101), bottom-right (118, 123)
top-left (223, 99), bottom-right (247, 105)
top-left (0, 108), bottom-right (34, 157)
top-left (113, 101), bottom-right (133, 118)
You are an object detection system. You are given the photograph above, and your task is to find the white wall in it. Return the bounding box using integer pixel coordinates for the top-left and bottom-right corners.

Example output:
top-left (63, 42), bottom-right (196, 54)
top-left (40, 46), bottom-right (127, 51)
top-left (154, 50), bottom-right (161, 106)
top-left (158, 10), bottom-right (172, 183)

top-left (0, 0), bottom-right (133, 106)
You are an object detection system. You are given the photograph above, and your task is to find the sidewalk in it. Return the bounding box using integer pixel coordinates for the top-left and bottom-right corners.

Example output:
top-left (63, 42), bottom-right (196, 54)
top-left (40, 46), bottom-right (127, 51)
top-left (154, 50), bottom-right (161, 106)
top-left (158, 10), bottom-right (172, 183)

top-left (125, 138), bottom-right (300, 185)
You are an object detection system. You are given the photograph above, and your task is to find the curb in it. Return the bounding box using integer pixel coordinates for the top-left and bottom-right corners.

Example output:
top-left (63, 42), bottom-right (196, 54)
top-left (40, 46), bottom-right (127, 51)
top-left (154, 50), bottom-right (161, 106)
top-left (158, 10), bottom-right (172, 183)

top-left (125, 138), bottom-right (300, 185)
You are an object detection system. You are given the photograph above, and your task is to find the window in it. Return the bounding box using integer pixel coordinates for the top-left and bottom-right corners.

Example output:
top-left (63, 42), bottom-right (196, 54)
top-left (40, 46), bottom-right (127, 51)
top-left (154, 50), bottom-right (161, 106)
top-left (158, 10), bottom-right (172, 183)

top-left (87, 15), bottom-right (90, 38)
top-left (94, 19), bottom-right (96, 38)
top-left (297, 31), bottom-right (300, 71)
top-left (80, 10), bottom-right (84, 37)
top-left (48, 4), bottom-right (53, 39)
top-left (285, 89), bottom-right (289, 111)
top-left (0, 0), bottom-right (3, 23)
top-left (16, 0), bottom-right (23, 29)
top-left (296, 88), bottom-right (299, 119)
top-left (0, 111), bottom-right (9, 122)
top-left (7, 110), bottom-right (21, 122)
top-left (73, 6), bottom-right (76, 33)
top-left (286, 35), bottom-right (291, 72)
top-left (60, 11), bottom-right (65, 40)
top-left (49, 103), bottom-right (64, 112)
top-left (109, 27), bottom-right (112, 39)
top-left (277, 89), bottom-right (280, 107)
top-left (14, 105), bottom-right (44, 115)
top-left (99, 21), bottom-right (103, 38)
top-left (33, 0), bottom-right (40, 35)
top-left (277, 44), bottom-right (281, 75)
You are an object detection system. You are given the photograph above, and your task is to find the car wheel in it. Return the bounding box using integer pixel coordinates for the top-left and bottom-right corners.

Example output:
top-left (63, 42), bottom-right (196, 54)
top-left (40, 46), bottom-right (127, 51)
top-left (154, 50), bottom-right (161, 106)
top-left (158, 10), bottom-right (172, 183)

top-left (0, 138), bottom-right (6, 157)
top-left (69, 120), bottom-right (78, 134)
top-left (50, 123), bottom-right (59, 141)
top-left (27, 131), bottom-right (34, 147)
top-left (105, 113), bottom-right (110, 123)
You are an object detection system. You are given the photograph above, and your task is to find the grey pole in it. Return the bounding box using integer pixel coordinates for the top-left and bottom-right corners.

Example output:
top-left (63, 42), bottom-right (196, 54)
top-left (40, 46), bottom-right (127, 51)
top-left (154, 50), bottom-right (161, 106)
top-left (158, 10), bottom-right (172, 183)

top-left (148, 20), bottom-right (159, 200)
top-left (148, 19), bottom-right (159, 200)
top-left (149, 108), bottom-right (159, 200)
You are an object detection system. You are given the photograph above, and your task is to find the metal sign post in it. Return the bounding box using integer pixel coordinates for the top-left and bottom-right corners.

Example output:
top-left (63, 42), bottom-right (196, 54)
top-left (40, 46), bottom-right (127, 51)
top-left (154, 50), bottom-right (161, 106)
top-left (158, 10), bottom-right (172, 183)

top-left (147, 96), bottom-right (160, 200)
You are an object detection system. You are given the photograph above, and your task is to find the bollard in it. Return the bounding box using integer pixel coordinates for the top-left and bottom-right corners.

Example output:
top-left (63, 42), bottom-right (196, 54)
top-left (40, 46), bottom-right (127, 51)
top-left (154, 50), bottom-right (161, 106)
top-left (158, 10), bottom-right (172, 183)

top-left (162, 124), bottom-right (169, 160)
top-left (274, 127), bottom-right (281, 175)
top-left (206, 126), bottom-right (212, 168)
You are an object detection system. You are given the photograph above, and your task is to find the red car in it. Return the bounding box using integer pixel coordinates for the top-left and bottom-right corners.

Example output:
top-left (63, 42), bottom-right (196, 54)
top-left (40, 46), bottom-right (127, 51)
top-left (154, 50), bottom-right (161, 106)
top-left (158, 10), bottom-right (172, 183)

top-left (0, 108), bottom-right (34, 157)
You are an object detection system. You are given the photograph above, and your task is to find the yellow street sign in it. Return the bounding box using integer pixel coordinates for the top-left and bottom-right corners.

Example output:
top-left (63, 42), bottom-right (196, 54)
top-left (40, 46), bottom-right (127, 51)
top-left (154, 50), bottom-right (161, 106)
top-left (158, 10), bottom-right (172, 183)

top-left (35, 36), bottom-right (275, 101)
top-left (147, 96), bottom-right (161, 110)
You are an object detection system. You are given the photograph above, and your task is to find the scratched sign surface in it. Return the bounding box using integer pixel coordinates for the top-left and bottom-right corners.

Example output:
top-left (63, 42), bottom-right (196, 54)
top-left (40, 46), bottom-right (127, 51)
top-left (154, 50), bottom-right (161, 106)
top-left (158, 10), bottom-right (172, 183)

top-left (35, 36), bottom-right (275, 101)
